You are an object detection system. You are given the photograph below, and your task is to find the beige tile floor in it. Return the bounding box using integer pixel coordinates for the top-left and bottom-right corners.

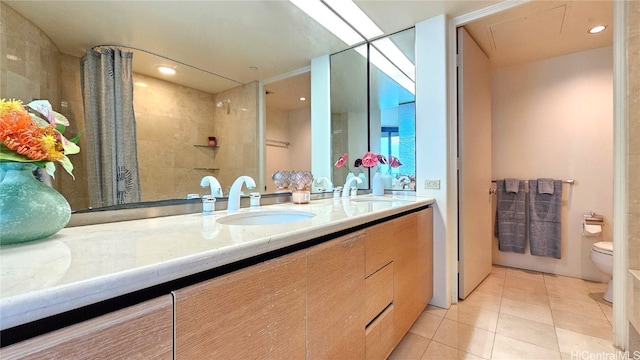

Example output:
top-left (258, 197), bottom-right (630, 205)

top-left (388, 265), bottom-right (621, 360)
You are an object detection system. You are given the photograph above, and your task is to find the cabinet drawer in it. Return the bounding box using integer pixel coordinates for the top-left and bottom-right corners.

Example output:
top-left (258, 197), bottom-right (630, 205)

top-left (365, 305), bottom-right (395, 360)
top-left (1, 295), bottom-right (174, 359)
top-left (365, 219), bottom-right (397, 276)
top-left (365, 262), bottom-right (394, 325)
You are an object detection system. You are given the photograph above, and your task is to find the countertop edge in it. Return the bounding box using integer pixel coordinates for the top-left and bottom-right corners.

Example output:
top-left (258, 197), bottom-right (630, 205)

top-left (0, 197), bottom-right (434, 332)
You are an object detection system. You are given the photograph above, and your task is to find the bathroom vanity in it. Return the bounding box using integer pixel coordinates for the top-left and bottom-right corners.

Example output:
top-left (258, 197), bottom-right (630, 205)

top-left (0, 195), bottom-right (434, 359)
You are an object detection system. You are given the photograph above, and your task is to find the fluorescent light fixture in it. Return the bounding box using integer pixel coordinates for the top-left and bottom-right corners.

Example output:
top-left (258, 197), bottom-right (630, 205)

top-left (357, 46), bottom-right (415, 95)
top-left (323, 0), bottom-right (383, 40)
top-left (290, 0), bottom-right (364, 46)
top-left (157, 66), bottom-right (176, 75)
top-left (589, 25), bottom-right (606, 34)
top-left (372, 38), bottom-right (415, 81)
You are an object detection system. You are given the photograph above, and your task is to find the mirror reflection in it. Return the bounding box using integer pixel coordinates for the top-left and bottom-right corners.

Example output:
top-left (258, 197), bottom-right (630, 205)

top-left (2, 2), bottom-right (265, 211)
top-left (331, 28), bottom-right (416, 191)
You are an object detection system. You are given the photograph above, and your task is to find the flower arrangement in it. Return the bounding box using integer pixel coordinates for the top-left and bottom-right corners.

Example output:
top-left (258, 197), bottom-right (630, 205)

top-left (0, 99), bottom-right (81, 178)
top-left (335, 152), bottom-right (403, 174)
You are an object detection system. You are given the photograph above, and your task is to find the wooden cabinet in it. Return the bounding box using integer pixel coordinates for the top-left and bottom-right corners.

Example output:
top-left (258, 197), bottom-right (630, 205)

top-left (417, 208), bottom-right (434, 312)
top-left (307, 232), bottom-right (366, 360)
top-left (364, 208), bottom-right (434, 358)
top-left (365, 305), bottom-right (395, 360)
top-left (391, 209), bottom-right (433, 344)
top-left (174, 250), bottom-right (307, 359)
top-left (365, 262), bottom-right (394, 324)
top-left (2, 207), bottom-right (433, 360)
top-left (0, 296), bottom-right (173, 360)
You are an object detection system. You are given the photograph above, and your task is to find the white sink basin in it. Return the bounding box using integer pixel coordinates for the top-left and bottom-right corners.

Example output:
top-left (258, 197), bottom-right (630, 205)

top-left (216, 210), bottom-right (316, 226)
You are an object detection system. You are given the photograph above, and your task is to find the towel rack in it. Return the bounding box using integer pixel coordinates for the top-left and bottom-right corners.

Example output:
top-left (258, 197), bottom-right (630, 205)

top-left (266, 139), bottom-right (290, 148)
top-left (489, 179), bottom-right (575, 195)
top-left (491, 179), bottom-right (575, 184)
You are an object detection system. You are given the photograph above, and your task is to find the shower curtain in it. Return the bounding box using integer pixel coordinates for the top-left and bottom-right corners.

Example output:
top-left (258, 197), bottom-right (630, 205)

top-left (81, 48), bottom-right (141, 207)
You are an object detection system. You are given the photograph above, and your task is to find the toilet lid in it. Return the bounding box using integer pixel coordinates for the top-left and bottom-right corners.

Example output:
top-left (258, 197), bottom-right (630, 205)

top-left (592, 241), bottom-right (613, 255)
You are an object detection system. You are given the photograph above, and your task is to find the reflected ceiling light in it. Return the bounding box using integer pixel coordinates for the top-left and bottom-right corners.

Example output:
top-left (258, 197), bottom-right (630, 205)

top-left (157, 66), bottom-right (176, 75)
top-left (357, 46), bottom-right (415, 95)
top-left (299, 97), bottom-right (307, 101)
top-left (134, 82), bottom-right (148, 88)
top-left (589, 25), bottom-right (607, 34)
top-left (289, 0), bottom-right (364, 46)
top-left (323, 0), bottom-right (383, 39)
top-left (373, 38), bottom-right (415, 81)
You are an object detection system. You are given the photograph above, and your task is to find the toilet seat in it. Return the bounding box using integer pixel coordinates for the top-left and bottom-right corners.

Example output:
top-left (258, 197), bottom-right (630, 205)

top-left (592, 241), bottom-right (613, 256)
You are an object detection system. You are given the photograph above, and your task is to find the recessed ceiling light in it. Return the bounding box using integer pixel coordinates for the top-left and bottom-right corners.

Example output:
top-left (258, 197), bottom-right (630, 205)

top-left (157, 66), bottom-right (176, 75)
top-left (589, 25), bottom-right (607, 34)
top-left (299, 97), bottom-right (307, 101)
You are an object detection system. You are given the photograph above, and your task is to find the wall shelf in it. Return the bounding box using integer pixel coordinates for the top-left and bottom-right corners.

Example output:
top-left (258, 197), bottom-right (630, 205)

top-left (194, 167), bottom-right (220, 171)
top-left (193, 145), bottom-right (219, 149)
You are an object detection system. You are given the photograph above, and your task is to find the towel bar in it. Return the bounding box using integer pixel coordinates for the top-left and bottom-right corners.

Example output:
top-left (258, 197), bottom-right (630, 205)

top-left (491, 179), bottom-right (575, 184)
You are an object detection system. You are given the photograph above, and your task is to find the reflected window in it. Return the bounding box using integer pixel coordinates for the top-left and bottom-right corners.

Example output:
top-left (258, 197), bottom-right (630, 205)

top-left (330, 27), bottom-right (415, 190)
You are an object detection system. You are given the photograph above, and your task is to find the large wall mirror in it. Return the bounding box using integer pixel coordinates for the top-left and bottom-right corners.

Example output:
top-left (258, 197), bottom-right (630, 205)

top-left (331, 28), bottom-right (416, 190)
top-left (0, 1), bottom-right (342, 212)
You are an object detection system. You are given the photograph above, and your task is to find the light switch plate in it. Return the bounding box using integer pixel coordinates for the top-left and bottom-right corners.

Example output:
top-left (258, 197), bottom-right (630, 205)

top-left (425, 180), bottom-right (440, 189)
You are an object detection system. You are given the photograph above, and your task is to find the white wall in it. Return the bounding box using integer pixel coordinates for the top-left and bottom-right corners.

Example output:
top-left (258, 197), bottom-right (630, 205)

top-left (265, 108), bottom-right (290, 193)
top-left (288, 107), bottom-right (311, 171)
top-left (311, 55), bottom-right (331, 179)
top-left (264, 107), bottom-right (311, 193)
top-left (416, 14), bottom-right (451, 308)
top-left (491, 46), bottom-right (613, 282)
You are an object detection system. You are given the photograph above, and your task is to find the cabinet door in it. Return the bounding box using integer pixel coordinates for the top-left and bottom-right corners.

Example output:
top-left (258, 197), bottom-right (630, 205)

top-left (364, 218), bottom-right (396, 276)
top-left (307, 232), bottom-right (366, 360)
top-left (416, 208), bottom-right (434, 312)
top-left (174, 250), bottom-right (307, 359)
top-left (1, 295), bottom-right (173, 360)
top-left (392, 212), bottom-right (420, 342)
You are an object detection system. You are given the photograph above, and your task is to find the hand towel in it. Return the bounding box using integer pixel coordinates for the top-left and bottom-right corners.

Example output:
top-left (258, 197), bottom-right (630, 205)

top-left (528, 179), bottom-right (563, 259)
top-left (495, 180), bottom-right (526, 254)
top-left (537, 178), bottom-right (555, 194)
top-left (505, 178), bottom-right (520, 193)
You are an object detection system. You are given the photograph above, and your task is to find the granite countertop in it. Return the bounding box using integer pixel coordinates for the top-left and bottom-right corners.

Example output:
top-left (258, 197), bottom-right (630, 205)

top-left (0, 194), bottom-right (434, 331)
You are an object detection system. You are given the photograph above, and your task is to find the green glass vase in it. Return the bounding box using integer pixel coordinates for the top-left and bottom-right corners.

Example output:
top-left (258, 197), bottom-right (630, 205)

top-left (0, 162), bottom-right (71, 245)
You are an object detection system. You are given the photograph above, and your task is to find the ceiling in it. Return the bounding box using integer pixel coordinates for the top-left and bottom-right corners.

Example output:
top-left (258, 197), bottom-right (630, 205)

top-left (3, 0), bottom-right (613, 111)
top-left (463, 0), bottom-right (613, 69)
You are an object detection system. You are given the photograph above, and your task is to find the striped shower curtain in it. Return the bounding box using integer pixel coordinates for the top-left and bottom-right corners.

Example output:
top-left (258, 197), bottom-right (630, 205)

top-left (81, 48), bottom-right (141, 207)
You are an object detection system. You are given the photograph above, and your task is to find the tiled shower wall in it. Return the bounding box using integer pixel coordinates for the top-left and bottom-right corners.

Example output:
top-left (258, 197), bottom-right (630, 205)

top-left (1, 2), bottom-right (259, 207)
top-left (0, 3), bottom-right (89, 210)
top-left (626, 0), bottom-right (640, 351)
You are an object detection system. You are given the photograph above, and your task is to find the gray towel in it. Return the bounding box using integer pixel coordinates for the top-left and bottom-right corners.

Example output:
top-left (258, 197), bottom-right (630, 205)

top-left (529, 179), bottom-right (563, 259)
top-left (495, 180), bottom-right (526, 254)
top-left (505, 178), bottom-right (519, 193)
top-left (538, 178), bottom-right (554, 194)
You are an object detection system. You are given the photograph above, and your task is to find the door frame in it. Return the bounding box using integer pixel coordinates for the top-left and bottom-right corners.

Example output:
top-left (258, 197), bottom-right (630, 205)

top-left (446, 0), bottom-right (628, 348)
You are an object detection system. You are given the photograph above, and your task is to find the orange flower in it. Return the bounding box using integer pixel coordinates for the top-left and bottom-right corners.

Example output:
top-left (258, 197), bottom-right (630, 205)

top-left (0, 110), bottom-right (50, 161)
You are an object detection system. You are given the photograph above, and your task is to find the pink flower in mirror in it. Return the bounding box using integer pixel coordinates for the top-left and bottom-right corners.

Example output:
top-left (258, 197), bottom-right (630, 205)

top-left (361, 151), bottom-right (379, 168)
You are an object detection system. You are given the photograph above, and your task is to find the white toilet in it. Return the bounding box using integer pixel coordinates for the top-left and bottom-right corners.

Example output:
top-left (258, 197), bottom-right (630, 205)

top-left (590, 241), bottom-right (613, 303)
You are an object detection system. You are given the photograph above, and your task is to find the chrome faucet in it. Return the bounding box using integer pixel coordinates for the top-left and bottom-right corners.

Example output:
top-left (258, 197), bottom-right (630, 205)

top-left (227, 176), bottom-right (256, 211)
top-left (343, 176), bottom-right (363, 197)
top-left (200, 176), bottom-right (223, 197)
top-left (313, 176), bottom-right (334, 192)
